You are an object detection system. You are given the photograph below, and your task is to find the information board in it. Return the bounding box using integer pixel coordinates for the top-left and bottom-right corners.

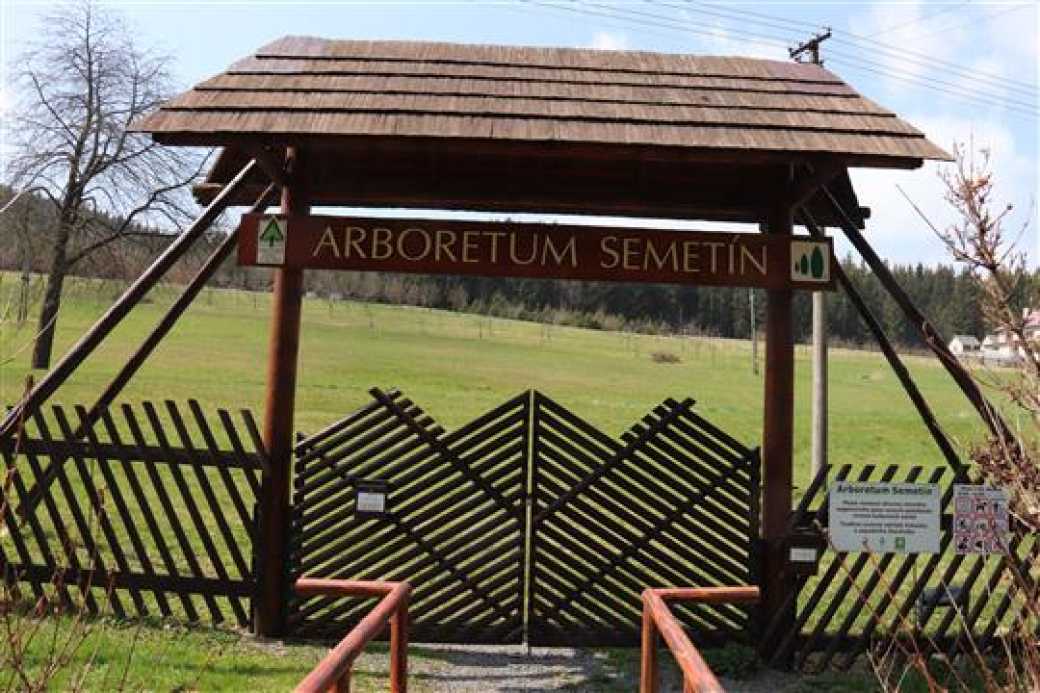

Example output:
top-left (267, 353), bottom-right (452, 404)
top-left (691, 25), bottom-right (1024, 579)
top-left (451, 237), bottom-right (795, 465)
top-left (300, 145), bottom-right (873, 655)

top-left (829, 482), bottom-right (941, 554)
top-left (953, 485), bottom-right (1009, 554)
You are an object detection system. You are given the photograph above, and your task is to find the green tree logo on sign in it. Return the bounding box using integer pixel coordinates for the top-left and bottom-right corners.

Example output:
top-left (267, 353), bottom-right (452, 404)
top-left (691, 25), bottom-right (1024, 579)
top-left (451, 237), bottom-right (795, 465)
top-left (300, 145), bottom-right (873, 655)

top-left (260, 218), bottom-right (285, 246)
top-left (791, 241), bottom-right (829, 282)
top-left (256, 216), bottom-right (287, 265)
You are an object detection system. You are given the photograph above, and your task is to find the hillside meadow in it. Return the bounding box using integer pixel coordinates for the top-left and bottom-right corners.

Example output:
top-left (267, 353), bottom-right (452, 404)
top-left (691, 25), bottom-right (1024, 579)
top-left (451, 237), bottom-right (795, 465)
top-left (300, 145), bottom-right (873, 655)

top-left (1, 273), bottom-right (987, 485)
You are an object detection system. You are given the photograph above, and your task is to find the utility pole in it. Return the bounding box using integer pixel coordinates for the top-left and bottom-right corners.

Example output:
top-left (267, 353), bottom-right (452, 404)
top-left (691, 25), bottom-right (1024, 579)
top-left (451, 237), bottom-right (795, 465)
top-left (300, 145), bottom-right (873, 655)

top-left (789, 28), bottom-right (832, 66)
top-left (790, 29), bottom-right (832, 480)
top-left (812, 291), bottom-right (828, 478)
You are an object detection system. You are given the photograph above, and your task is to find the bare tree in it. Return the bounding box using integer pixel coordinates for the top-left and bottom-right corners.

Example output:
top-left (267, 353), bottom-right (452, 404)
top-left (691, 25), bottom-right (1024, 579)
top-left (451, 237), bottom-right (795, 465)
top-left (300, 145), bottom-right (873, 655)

top-left (7, 1), bottom-right (205, 369)
top-left (906, 142), bottom-right (1040, 410)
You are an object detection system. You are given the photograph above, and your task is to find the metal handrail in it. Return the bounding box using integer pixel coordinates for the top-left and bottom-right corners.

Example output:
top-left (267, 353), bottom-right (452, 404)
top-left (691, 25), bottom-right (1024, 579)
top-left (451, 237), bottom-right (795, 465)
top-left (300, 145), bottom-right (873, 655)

top-left (640, 586), bottom-right (760, 693)
top-left (293, 578), bottom-right (411, 693)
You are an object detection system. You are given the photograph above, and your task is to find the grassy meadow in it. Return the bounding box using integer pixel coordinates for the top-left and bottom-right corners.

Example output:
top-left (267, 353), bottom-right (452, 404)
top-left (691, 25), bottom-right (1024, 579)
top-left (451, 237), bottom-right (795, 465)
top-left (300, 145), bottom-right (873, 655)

top-left (0, 272), bottom-right (998, 691)
top-left (1, 273), bottom-right (988, 485)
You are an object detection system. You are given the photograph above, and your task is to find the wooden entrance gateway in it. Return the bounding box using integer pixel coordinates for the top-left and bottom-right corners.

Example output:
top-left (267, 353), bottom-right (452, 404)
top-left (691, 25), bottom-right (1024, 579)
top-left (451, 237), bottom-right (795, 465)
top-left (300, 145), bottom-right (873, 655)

top-left (1, 35), bottom-right (970, 663)
top-left (289, 389), bottom-right (760, 646)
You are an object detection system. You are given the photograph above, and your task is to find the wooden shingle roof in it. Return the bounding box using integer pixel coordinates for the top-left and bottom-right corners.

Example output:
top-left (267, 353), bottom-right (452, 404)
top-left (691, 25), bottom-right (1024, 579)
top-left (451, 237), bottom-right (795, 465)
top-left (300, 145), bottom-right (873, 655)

top-left (137, 36), bottom-right (947, 162)
top-left (133, 37), bottom-right (948, 222)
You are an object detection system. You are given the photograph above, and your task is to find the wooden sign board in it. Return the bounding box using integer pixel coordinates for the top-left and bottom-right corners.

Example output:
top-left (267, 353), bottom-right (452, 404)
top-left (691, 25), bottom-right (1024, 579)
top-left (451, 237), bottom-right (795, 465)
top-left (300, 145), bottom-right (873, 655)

top-left (238, 214), bottom-right (836, 290)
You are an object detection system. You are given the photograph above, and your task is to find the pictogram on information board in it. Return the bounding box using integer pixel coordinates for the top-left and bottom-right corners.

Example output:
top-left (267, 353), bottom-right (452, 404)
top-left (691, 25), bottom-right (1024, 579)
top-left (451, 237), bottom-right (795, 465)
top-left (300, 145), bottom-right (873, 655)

top-left (829, 482), bottom-right (941, 554)
top-left (953, 485), bottom-right (1008, 555)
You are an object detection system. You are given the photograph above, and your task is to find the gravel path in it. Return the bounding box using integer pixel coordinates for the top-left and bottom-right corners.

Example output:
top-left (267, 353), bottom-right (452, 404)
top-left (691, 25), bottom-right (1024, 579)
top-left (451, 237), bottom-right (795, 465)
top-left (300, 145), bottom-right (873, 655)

top-left (351, 644), bottom-right (807, 692)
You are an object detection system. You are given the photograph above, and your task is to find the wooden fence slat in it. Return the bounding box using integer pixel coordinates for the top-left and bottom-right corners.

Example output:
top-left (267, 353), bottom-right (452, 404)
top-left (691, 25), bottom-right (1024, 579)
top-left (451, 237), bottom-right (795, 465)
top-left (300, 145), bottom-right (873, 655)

top-left (289, 389), bottom-right (528, 643)
top-left (802, 464), bottom-right (902, 670)
top-left (790, 464), bottom-right (878, 670)
top-left (63, 405), bottom-right (147, 617)
top-left (529, 392), bottom-right (758, 646)
top-left (123, 403), bottom-right (215, 621)
top-left (31, 409), bottom-right (103, 615)
top-left (189, 402), bottom-right (253, 540)
top-left (1, 442), bottom-right (58, 602)
top-left (50, 407), bottom-right (130, 620)
top-left (92, 409), bottom-right (174, 618)
top-left (164, 401), bottom-right (250, 625)
top-left (108, 408), bottom-right (199, 620)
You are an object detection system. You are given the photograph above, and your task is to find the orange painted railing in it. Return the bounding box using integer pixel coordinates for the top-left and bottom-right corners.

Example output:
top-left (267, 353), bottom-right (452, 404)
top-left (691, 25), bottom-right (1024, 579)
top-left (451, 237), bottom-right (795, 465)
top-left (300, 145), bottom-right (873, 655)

top-left (293, 578), bottom-right (411, 693)
top-left (640, 586), bottom-right (760, 693)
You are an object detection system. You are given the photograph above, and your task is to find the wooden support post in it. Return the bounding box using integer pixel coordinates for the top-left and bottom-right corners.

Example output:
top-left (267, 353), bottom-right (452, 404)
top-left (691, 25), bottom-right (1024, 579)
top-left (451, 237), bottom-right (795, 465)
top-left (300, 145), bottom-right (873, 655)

top-left (256, 148), bottom-right (308, 637)
top-left (759, 201), bottom-right (795, 665)
top-left (10, 185), bottom-right (277, 525)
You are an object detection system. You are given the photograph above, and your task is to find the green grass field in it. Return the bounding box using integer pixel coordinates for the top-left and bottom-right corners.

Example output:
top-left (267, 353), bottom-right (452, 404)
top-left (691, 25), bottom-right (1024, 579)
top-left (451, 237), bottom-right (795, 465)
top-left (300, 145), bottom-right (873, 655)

top-left (0, 273), bottom-right (997, 690)
top-left (1, 273), bottom-right (987, 482)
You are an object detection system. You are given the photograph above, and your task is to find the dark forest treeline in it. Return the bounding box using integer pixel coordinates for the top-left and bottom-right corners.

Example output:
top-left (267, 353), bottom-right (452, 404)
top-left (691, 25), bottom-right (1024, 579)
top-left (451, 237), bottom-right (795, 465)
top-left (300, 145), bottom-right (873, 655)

top-left (299, 261), bottom-right (1007, 348)
top-left (4, 186), bottom-right (1034, 348)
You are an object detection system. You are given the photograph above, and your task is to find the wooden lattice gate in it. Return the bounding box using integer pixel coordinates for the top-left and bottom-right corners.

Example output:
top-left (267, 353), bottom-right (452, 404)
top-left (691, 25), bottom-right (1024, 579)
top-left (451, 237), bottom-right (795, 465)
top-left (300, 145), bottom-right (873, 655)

top-left (288, 389), bottom-right (760, 646)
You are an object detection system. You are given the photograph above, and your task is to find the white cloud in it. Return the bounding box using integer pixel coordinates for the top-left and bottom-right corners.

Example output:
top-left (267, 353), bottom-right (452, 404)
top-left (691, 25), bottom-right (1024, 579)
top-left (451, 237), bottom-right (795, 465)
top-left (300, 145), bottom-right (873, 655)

top-left (845, 0), bottom-right (972, 98)
top-left (588, 30), bottom-right (628, 51)
top-left (848, 115), bottom-right (1038, 267)
top-left (987, 3), bottom-right (1040, 63)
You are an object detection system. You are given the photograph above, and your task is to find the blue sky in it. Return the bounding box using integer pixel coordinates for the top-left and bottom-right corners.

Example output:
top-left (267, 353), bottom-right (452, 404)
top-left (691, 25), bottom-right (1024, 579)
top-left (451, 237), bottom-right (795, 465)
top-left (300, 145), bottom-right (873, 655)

top-left (2, 1), bottom-right (1037, 267)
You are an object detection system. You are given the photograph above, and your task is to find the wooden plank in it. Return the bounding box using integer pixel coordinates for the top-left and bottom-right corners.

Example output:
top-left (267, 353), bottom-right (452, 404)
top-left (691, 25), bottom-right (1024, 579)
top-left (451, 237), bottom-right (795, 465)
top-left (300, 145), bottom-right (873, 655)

top-left (0, 438), bottom-right (257, 469)
top-left (218, 408), bottom-right (263, 498)
top-left (295, 390), bottom-right (401, 455)
top-left (6, 562), bottom-right (252, 596)
top-left (142, 401), bottom-right (234, 623)
top-left (190, 402), bottom-right (253, 534)
top-left (0, 160), bottom-right (260, 446)
top-left (89, 410), bottom-right (173, 618)
top-left (0, 446), bottom-right (50, 602)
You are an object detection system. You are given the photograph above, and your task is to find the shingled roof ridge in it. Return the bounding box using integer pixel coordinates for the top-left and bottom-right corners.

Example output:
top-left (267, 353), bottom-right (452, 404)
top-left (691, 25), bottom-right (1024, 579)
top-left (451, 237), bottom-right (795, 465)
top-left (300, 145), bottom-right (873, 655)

top-left (252, 35), bottom-right (845, 85)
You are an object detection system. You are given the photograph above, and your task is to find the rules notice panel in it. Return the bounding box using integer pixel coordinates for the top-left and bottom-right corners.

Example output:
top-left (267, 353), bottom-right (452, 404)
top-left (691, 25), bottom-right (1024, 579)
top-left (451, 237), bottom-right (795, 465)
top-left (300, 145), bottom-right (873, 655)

top-left (237, 214), bottom-right (836, 290)
top-left (829, 482), bottom-right (942, 554)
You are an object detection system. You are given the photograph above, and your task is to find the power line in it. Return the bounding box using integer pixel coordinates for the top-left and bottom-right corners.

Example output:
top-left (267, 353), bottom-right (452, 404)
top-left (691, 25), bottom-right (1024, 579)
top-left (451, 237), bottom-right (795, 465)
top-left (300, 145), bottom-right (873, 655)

top-left (826, 56), bottom-right (1038, 119)
top-left (860, 1), bottom-right (969, 38)
top-left (523, 0), bottom-right (791, 51)
top-left (518, 1), bottom-right (1037, 119)
top-left (666, 1), bottom-right (1037, 95)
top-left (879, 4), bottom-right (1028, 47)
top-left (822, 50), bottom-right (1038, 112)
